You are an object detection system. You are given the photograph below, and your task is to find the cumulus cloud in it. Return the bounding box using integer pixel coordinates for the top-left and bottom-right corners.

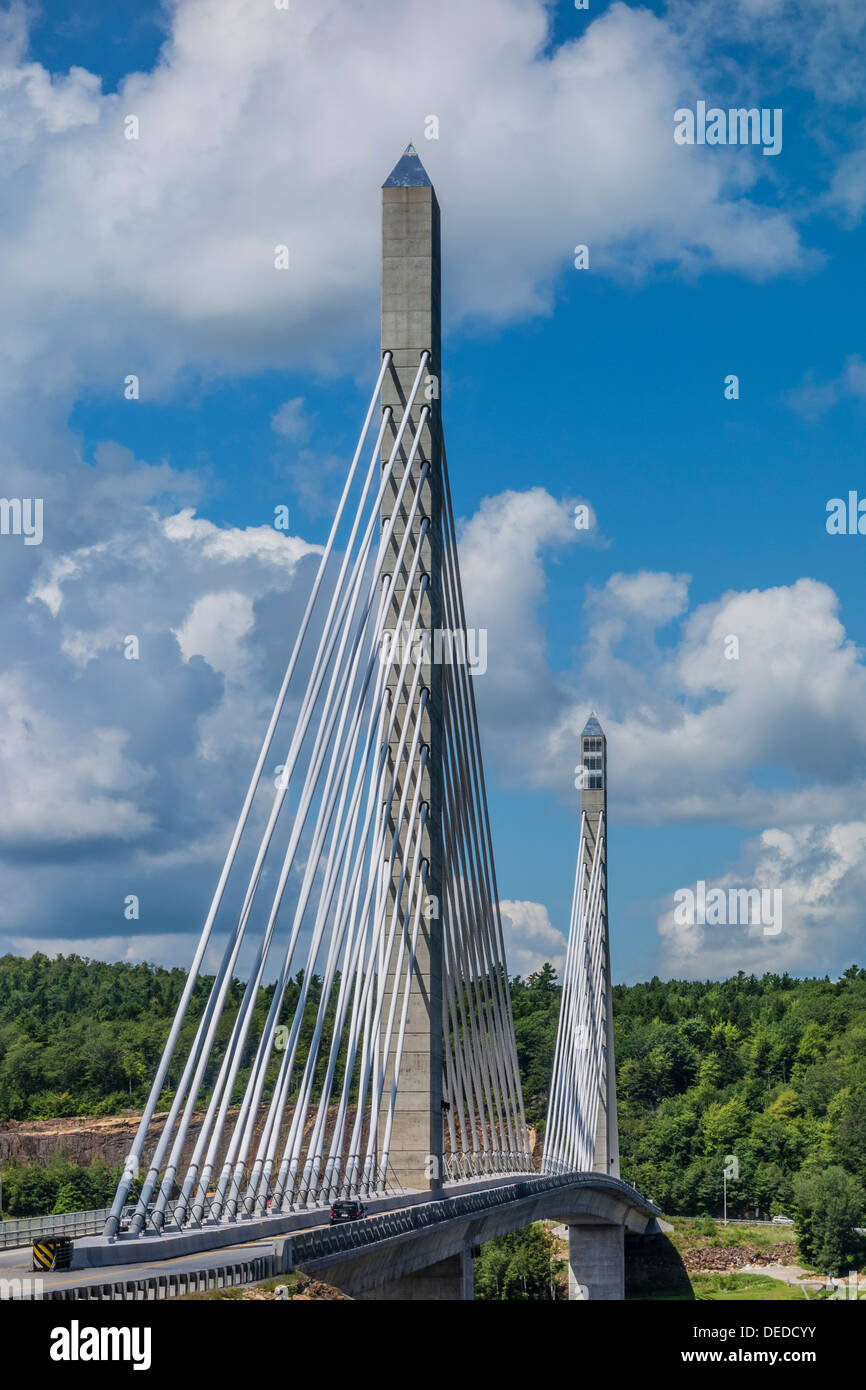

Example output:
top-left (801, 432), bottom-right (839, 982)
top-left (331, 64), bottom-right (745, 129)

top-left (593, 571), bottom-right (690, 625)
top-left (456, 486), bottom-right (588, 770)
top-left (174, 591), bottom-right (256, 674)
top-left (0, 465), bottom-right (326, 958)
top-left (522, 573), bottom-right (866, 827)
top-left (0, 0), bottom-right (863, 977)
top-left (0, 671), bottom-right (153, 850)
top-left (655, 819), bottom-right (866, 977)
top-left (499, 899), bottom-right (566, 977)
top-left (0, 468), bottom-right (588, 964)
top-left (449, 503), bottom-right (866, 836)
top-left (0, 0), bottom-right (820, 412)
top-left (462, 551), bottom-right (866, 977)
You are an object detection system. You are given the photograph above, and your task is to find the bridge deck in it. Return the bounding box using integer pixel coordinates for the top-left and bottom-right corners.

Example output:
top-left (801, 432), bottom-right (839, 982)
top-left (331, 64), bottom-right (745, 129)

top-left (1, 1173), bottom-right (659, 1299)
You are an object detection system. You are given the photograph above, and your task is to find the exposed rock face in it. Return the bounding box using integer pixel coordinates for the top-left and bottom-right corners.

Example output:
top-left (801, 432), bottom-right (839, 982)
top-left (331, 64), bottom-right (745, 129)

top-left (0, 1113), bottom-right (152, 1167)
top-left (0, 1104), bottom-right (361, 1179)
top-left (0, 1108), bottom-right (277, 1174)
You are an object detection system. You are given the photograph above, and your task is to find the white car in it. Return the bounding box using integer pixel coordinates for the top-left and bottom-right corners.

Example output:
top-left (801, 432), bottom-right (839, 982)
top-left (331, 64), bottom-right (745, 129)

top-left (119, 1204), bottom-right (155, 1231)
top-left (771, 1214), bottom-right (794, 1224)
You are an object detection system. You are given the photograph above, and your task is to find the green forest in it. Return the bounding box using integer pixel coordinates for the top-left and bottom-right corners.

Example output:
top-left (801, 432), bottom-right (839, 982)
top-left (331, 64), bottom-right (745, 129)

top-left (513, 961), bottom-right (866, 1222)
top-left (0, 951), bottom-right (336, 1123)
top-left (1, 952), bottom-right (865, 1233)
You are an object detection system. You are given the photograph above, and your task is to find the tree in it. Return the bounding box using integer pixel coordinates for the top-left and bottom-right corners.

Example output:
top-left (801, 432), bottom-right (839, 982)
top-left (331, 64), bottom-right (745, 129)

top-left (793, 1165), bottom-right (865, 1275)
top-left (52, 1179), bottom-right (89, 1215)
top-left (526, 963), bottom-right (558, 993)
top-left (828, 1088), bottom-right (866, 1186)
top-left (700, 1096), bottom-right (750, 1156)
top-left (474, 1225), bottom-right (563, 1300)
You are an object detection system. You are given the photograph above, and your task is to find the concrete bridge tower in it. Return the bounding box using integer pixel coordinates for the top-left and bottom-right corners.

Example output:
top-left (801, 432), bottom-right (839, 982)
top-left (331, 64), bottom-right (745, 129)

top-left (377, 144), bottom-right (444, 1192)
top-left (579, 712), bottom-right (620, 1179)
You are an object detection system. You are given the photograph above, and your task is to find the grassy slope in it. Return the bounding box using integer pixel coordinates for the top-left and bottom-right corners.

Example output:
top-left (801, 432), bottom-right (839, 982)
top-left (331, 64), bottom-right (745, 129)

top-left (627, 1216), bottom-right (817, 1301)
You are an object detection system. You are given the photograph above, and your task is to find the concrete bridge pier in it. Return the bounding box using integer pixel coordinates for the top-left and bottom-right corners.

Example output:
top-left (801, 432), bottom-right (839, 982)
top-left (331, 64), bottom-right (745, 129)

top-left (567, 1222), bottom-right (625, 1301)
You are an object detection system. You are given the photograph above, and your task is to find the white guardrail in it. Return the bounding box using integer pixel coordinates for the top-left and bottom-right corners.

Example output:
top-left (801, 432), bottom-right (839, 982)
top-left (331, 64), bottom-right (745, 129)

top-left (0, 1208), bottom-right (110, 1249)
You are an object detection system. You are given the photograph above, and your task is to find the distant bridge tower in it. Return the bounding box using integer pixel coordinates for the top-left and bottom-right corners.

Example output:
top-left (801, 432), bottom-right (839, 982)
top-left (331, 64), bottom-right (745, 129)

top-left (579, 713), bottom-right (619, 1177)
top-left (542, 711), bottom-right (619, 1177)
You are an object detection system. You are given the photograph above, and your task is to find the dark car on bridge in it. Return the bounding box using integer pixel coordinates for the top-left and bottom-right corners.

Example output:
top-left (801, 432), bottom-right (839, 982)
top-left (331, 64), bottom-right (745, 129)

top-left (329, 1199), bottom-right (365, 1225)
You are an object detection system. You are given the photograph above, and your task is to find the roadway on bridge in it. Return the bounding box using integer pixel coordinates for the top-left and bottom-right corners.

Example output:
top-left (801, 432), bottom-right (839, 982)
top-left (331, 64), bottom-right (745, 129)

top-left (0, 1226), bottom-right (301, 1297)
top-left (0, 1190), bottom-right (433, 1296)
top-left (1, 1173), bottom-right (660, 1299)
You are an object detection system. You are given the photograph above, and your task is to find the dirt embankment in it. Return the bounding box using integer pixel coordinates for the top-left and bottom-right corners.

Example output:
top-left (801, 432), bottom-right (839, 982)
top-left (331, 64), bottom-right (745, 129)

top-left (245, 1275), bottom-right (351, 1301)
top-left (682, 1242), bottom-right (798, 1273)
top-left (0, 1108), bottom-right (282, 1174)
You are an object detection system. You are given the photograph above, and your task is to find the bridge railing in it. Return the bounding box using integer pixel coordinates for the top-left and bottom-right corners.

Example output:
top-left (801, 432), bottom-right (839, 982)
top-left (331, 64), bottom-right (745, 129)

top-left (289, 1172), bottom-right (659, 1267)
top-left (0, 1208), bottom-right (111, 1250)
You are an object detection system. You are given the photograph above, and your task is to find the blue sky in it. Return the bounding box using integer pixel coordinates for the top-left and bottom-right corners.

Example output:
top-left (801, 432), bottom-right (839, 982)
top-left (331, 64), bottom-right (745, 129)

top-left (1, 0), bottom-right (865, 983)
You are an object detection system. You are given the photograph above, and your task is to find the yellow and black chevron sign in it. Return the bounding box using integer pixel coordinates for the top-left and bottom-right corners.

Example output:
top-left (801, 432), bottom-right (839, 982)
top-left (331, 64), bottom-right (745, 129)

top-left (32, 1238), bottom-right (72, 1272)
top-left (32, 1240), bottom-right (57, 1271)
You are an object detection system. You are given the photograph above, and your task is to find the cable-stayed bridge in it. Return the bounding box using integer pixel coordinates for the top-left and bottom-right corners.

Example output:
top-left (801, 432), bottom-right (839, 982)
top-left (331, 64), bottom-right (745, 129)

top-left (58, 146), bottom-right (659, 1300)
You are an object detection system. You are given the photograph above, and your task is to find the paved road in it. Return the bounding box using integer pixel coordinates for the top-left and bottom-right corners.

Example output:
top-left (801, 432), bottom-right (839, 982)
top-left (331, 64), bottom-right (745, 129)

top-left (0, 1229), bottom-right (291, 1296)
top-left (0, 1174), bottom-right (524, 1294)
top-left (0, 1199), bottom-right (410, 1297)
top-left (2, 1172), bottom-right (660, 1299)
top-left (0, 1183), bottom-right (470, 1298)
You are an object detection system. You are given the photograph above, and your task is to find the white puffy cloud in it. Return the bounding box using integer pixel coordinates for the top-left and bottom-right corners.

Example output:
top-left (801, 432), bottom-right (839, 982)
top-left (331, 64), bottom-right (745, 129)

top-left (0, 0), bottom-right (821, 410)
top-left (449, 501), bottom-right (866, 834)
top-left (499, 899), bottom-right (566, 977)
top-left (528, 573), bottom-right (866, 826)
top-left (655, 819), bottom-right (866, 977)
top-left (174, 590), bottom-right (255, 674)
top-left (464, 552), bottom-right (866, 977)
top-left (0, 672), bottom-right (153, 848)
top-left (593, 571), bottom-right (690, 625)
top-left (456, 487), bottom-right (586, 769)
top-left (161, 509), bottom-right (319, 571)
top-left (0, 462), bottom-right (328, 960)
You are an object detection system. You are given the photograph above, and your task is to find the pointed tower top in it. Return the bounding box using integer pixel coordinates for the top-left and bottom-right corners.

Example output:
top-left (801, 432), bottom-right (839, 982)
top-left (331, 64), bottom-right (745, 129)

top-left (383, 143), bottom-right (433, 188)
top-left (582, 710), bottom-right (604, 736)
